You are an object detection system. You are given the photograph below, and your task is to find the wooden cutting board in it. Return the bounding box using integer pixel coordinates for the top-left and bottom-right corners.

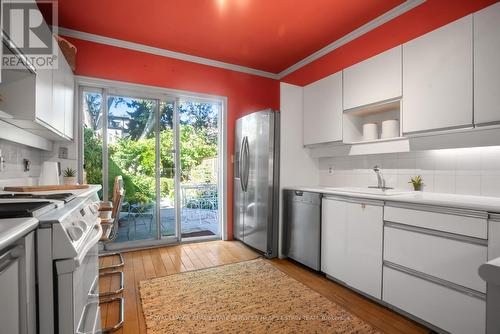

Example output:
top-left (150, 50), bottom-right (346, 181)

top-left (4, 184), bottom-right (90, 192)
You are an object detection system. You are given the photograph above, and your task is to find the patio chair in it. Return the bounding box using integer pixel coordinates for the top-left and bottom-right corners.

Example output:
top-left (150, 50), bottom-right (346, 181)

top-left (127, 202), bottom-right (154, 238)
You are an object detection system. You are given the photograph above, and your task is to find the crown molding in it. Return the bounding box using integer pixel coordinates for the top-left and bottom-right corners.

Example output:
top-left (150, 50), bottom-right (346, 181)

top-left (276, 0), bottom-right (426, 79)
top-left (58, 0), bottom-right (425, 81)
top-left (57, 27), bottom-right (280, 79)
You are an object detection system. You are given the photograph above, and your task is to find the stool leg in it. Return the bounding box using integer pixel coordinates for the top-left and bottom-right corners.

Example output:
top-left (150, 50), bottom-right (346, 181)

top-left (99, 252), bottom-right (124, 271)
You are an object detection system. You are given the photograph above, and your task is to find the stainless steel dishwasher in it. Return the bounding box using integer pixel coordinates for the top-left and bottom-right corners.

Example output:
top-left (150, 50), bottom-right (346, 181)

top-left (283, 190), bottom-right (321, 270)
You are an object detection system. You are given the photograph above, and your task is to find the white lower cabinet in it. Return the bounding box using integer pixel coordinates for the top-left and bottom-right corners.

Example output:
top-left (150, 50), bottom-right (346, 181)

top-left (322, 197), bottom-right (488, 333)
top-left (383, 205), bottom-right (488, 333)
top-left (383, 265), bottom-right (485, 334)
top-left (321, 197), bottom-right (383, 299)
top-left (384, 223), bottom-right (487, 293)
top-left (321, 198), bottom-right (348, 283)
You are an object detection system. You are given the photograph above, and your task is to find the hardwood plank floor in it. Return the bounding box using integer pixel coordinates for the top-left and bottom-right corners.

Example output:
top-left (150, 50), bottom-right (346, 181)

top-left (99, 241), bottom-right (430, 334)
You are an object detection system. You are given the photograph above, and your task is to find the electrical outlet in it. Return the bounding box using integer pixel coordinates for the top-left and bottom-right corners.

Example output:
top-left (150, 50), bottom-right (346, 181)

top-left (328, 166), bottom-right (334, 175)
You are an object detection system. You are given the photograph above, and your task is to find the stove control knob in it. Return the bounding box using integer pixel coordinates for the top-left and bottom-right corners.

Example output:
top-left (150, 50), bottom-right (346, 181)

top-left (90, 202), bottom-right (100, 215)
top-left (67, 225), bottom-right (84, 241)
top-left (78, 220), bottom-right (88, 232)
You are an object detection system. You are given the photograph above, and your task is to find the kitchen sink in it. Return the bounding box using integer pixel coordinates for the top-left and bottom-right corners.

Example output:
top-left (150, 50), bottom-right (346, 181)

top-left (324, 187), bottom-right (411, 196)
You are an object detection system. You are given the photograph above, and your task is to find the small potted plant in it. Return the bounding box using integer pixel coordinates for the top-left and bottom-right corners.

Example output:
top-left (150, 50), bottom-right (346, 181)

top-left (62, 167), bottom-right (77, 185)
top-left (408, 175), bottom-right (423, 191)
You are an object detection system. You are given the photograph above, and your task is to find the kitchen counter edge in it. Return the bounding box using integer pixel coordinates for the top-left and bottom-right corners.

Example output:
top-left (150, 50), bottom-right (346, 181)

top-left (284, 186), bottom-right (500, 214)
top-left (0, 217), bottom-right (38, 250)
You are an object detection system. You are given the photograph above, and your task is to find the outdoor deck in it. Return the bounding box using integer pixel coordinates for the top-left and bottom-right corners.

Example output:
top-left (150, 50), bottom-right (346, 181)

top-left (113, 207), bottom-right (219, 243)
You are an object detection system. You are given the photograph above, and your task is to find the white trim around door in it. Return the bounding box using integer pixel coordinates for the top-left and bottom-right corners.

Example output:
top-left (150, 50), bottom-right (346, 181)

top-left (77, 76), bottom-right (228, 247)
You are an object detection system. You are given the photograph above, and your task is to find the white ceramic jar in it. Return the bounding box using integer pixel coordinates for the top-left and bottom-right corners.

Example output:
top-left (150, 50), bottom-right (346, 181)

top-left (362, 123), bottom-right (379, 141)
top-left (381, 119), bottom-right (400, 139)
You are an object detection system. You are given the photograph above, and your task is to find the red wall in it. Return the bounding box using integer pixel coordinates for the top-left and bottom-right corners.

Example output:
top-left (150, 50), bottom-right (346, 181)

top-left (282, 0), bottom-right (498, 86)
top-left (65, 37), bottom-right (280, 240)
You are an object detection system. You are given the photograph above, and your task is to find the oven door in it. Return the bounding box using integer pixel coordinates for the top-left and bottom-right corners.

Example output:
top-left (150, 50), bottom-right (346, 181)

top-left (55, 223), bottom-right (102, 334)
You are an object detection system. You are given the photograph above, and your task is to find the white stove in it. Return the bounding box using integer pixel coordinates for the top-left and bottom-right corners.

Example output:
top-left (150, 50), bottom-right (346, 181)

top-left (0, 188), bottom-right (103, 334)
top-left (35, 190), bottom-right (102, 334)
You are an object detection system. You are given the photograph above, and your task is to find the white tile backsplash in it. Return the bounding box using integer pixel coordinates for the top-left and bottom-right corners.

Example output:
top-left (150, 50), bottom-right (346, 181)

top-left (0, 138), bottom-right (78, 187)
top-left (0, 140), bottom-right (42, 180)
top-left (319, 146), bottom-right (500, 197)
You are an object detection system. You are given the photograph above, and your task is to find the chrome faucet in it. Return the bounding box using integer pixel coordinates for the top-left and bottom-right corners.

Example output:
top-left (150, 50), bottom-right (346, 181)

top-left (370, 165), bottom-right (392, 190)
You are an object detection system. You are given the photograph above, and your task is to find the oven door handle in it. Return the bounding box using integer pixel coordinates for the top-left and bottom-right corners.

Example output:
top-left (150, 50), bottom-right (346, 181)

top-left (76, 300), bottom-right (100, 334)
top-left (56, 223), bottom-right (102, 274)
top-left (76, 223), bottom-right (102, 267)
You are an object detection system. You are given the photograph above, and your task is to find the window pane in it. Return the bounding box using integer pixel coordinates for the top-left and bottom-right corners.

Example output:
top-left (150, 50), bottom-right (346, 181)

top-left (82, 91), bottom-right (103, 199)
top-left (107, 95), bottom-right (158, 243)
top-left (179, 100), bottom-right (220, 238)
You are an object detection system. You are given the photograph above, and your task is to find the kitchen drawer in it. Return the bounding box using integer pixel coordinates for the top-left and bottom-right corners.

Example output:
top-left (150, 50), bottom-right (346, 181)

top-left (384, 205), bottom-right (487, 239)
top-left (384, 223), bottom-right (487, 292)
top-left (383, 265), bottom-right (485, 334)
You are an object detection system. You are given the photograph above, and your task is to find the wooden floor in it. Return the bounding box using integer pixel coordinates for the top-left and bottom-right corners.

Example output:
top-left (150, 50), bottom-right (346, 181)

top-left (99, 241), bottom-right (430, 334)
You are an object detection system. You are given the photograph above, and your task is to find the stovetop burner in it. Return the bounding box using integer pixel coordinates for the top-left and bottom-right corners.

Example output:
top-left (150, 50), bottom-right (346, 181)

top-left (0, 192), bottom-right (76, 203)
top-left (0, 201), bottom-right (55, 218)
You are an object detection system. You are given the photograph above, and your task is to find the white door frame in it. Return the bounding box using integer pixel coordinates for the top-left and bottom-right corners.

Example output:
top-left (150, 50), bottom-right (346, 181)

top-left (76, 76), bottom-right (228, 249)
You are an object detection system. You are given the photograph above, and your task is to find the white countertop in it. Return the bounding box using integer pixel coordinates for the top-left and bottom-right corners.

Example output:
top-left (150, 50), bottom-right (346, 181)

top-left (285, 186), bottom-right (500, 213)
top-left (0, 217), bottom-right (38, 250)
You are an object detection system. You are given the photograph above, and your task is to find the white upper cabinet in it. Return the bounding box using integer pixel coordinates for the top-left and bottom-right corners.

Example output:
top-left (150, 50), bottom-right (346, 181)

top-left (0, 43), bottom-right (74, 141)
top-left (34, 65), bottom-right (54, 127)
top-left (343, 46), bottom-right (402, 110)
top-left (35, 52), bottom-right (74, 140)
top-left (474, 2), bottom-right (500, 126)
top-left (303, 71), bottom-right (342, 145)
top-left (63, 59), bottom-right (75, 139)
top-left (402, 15), bottom-right (473, 134)
top-left (51, 55), bottom-right (66, 135)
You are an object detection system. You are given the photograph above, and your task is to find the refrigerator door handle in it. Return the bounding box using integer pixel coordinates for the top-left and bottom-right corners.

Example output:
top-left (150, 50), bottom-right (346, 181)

top-left (239, 137), bottom-right (245, 191)
top-left (243, 136), bottom-right (250, 192)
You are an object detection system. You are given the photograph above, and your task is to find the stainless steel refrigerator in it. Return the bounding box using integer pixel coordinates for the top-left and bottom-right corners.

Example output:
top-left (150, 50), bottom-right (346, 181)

top-left (234, 109), bottom-right (279, 258)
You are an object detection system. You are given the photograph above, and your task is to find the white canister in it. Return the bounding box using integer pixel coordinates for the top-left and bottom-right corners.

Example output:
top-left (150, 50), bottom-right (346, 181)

top-left (381, 119), bottom-right (400, 139)
top-left (362, 123), bottom-right (378, 141)
top-left (39, 161), bottom-right (60, 185)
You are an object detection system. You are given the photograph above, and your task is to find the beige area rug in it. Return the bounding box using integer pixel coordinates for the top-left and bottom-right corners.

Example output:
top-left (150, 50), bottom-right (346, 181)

top-left (139, 259), bottom-right (380, 334)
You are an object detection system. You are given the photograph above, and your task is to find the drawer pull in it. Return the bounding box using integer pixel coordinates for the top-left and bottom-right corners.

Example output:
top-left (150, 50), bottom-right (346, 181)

top-left (384, 221), bottom-right (487, 246)
top-left (385, 202), bottom-right (488, 219)
top-left (383, 261), bottom-right (485, 300)
top-left (323, 195), bottom-right (383, 206)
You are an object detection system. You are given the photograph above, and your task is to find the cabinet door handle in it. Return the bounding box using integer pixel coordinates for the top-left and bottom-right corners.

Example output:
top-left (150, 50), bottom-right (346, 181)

top-left (361, 203), bottom-right (366, 209)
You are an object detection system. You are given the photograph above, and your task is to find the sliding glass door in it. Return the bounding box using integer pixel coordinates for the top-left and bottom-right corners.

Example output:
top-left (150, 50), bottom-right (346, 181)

top-left (81, 86), bottom-right (222, 249)
top-left (106, 94), bottom-right (159, 244)
top-left (178, 100), bottom-right (220, 239)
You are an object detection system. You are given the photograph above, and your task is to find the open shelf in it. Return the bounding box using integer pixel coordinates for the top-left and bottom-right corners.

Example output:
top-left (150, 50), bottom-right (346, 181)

top-left (343, 99), bottom-right (402, 144)
top-left (343, 99), bottom-right (400, 116)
